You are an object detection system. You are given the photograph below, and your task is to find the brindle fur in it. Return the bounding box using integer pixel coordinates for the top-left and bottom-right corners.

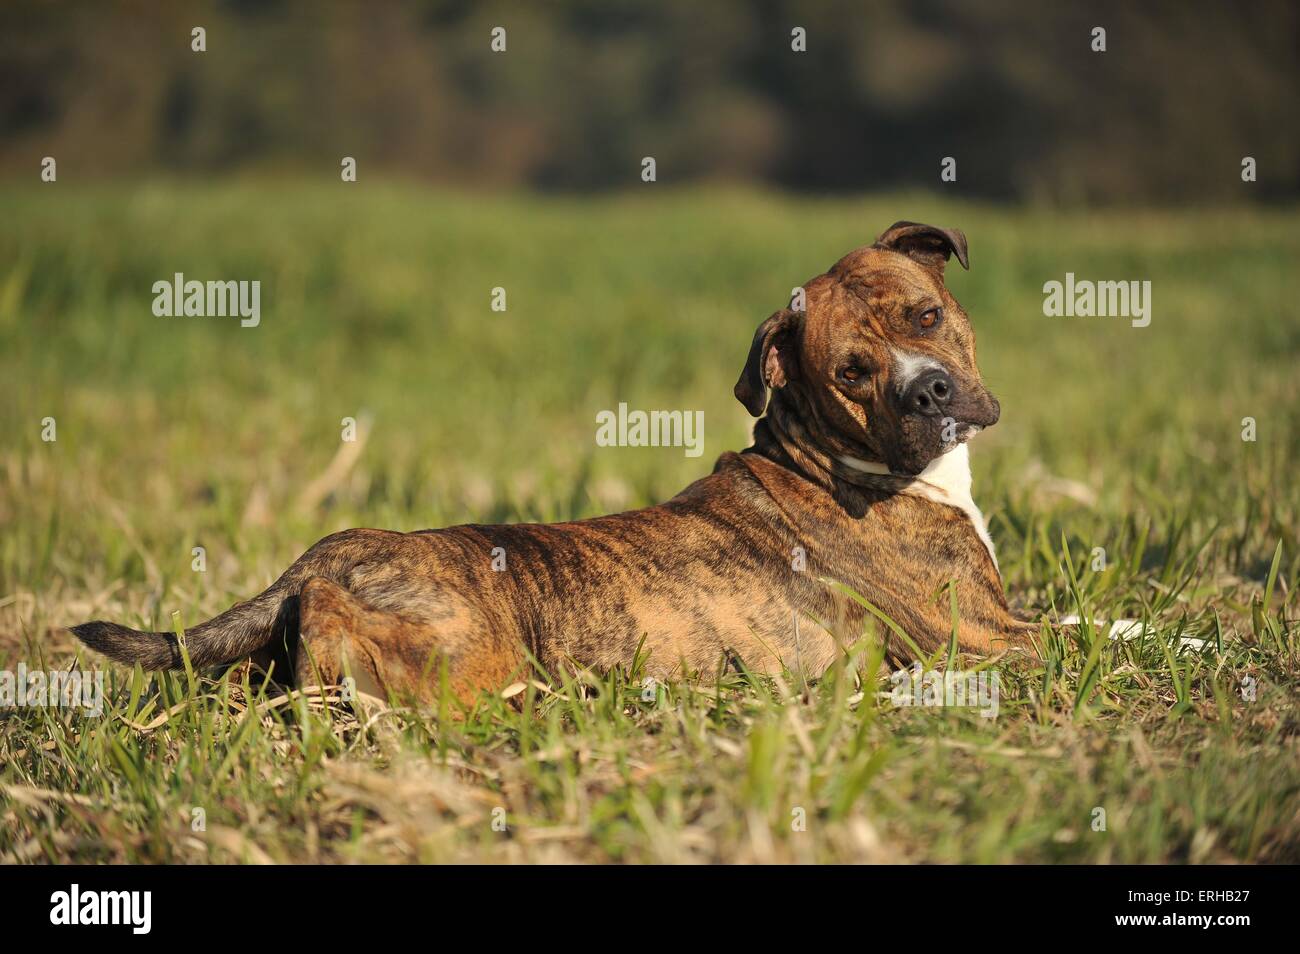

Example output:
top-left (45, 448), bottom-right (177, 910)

top-left (72, 221), bottom-right (1037, 705)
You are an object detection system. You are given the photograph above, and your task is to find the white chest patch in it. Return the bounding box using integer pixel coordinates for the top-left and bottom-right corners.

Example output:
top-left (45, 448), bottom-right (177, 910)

top-left (839, 443), bottom-right (998, 569)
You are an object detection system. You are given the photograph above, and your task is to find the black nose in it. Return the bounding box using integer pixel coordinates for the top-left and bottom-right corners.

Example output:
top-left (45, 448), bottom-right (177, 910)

top-left (903, 369), bottom-right (954, 417)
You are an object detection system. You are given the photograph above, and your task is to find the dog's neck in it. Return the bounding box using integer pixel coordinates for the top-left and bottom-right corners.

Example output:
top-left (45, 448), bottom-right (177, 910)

top-left (748, 398), bottom-right (999, 568)
top-left (839, 444), bottom-right (997, 568)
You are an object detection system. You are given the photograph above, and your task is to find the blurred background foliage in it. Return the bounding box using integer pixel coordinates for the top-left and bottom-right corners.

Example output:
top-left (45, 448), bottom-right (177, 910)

top-left (2, 0), bottom-right (1296, 202)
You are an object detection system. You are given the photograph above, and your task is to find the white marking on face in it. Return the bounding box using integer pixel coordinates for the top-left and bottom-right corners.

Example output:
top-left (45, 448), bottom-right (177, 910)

top-left (891, 348), bottom-right (944, 396)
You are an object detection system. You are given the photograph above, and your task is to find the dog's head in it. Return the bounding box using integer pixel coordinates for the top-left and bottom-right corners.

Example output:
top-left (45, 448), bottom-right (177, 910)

top-left (736, 221), bottom-right (1000, 477)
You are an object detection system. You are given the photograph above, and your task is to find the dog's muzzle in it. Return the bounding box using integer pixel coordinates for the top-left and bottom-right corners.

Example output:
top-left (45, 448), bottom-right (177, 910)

top-left (899, 370), bottom-right (1000, 429)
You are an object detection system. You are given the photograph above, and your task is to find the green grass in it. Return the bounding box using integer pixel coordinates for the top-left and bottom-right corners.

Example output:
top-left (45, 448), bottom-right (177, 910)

top-left (1, 182), bottom-right (1297, 863)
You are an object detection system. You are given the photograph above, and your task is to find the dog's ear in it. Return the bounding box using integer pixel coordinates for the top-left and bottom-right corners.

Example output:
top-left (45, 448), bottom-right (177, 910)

top-left (874, 221), bottom-right (969, 273)
top-left (735, 308), bottom-right (799, 417)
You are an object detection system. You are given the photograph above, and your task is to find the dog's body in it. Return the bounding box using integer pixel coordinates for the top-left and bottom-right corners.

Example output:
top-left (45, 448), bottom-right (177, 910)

top-left (73, 222), bottom-right (1036, 703)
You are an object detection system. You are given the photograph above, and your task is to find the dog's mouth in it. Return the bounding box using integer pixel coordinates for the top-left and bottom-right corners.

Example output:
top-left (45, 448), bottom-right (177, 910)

top-left (887, 413), bottom-right (990, 477)
top-left (894, 426), bottom-right (977, 475)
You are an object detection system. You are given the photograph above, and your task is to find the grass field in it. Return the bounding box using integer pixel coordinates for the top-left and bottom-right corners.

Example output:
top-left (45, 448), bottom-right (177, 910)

top-left (1, 182), bottom-right (1298, 863)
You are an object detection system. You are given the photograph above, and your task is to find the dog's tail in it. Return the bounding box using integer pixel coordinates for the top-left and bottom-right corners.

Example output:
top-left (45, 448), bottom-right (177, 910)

top-left (70, 580), bottom-right (297, 670)
top-left (69, 531), bottom-right (362, 669)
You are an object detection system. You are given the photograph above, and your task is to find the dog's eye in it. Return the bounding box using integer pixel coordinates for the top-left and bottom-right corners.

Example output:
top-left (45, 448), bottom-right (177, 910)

top-left (840, 366), bottom-right (864, 383)
top-left (916, 307), bottom-right (943, 331)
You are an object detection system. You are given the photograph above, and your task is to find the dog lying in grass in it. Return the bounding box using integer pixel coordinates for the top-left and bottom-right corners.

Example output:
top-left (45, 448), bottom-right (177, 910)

top-left (73, 221), bottom-right (1038, 704)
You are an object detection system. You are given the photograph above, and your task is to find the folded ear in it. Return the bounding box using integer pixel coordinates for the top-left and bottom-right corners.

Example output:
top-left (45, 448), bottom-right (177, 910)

top-left (734, 308), bottom-right (799, 417)
top-left (874, 221), bottom-right (969, 273)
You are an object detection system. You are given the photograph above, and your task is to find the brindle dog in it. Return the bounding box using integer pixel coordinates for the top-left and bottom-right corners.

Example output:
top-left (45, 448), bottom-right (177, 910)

top-left (72, 221), bottom-right (1037, 704)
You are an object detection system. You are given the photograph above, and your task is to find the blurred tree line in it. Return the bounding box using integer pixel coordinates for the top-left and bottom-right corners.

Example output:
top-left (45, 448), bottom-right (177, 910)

top-left (2, 0), bottom-right (1295, 202)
